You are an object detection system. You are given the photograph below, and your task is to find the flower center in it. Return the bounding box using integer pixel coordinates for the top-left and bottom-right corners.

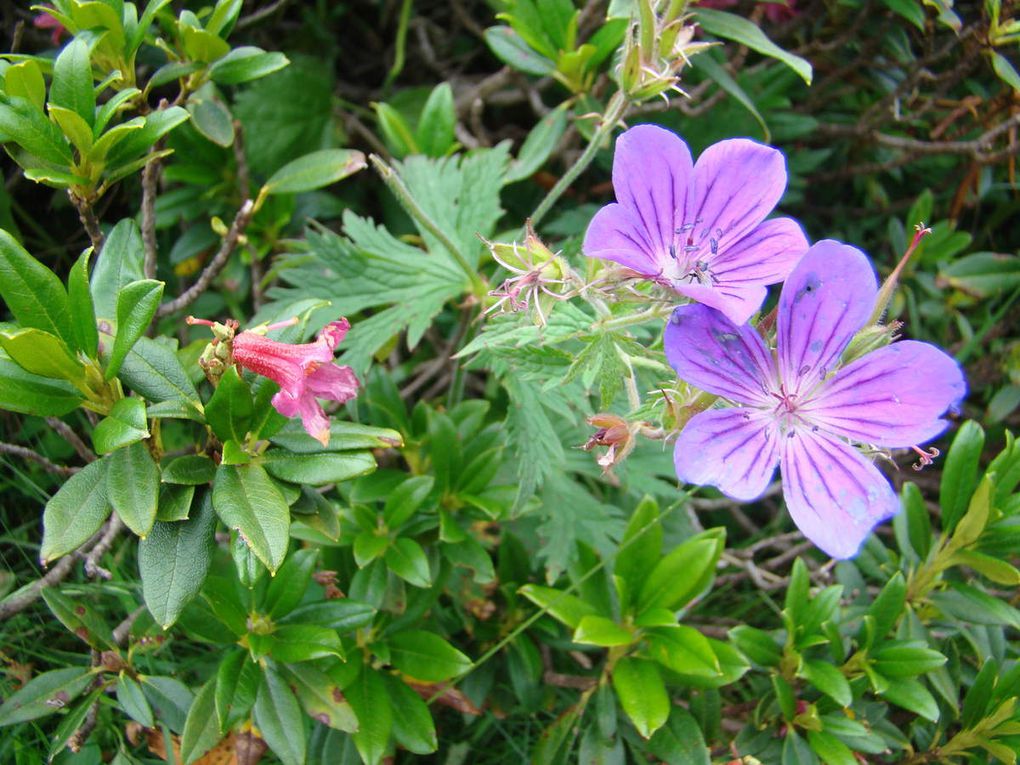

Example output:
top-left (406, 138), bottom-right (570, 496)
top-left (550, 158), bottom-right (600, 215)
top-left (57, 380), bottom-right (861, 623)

top-left (667, 218), bottom-right (722, 287)
top-left (769, 384), bottom-right (803, 432)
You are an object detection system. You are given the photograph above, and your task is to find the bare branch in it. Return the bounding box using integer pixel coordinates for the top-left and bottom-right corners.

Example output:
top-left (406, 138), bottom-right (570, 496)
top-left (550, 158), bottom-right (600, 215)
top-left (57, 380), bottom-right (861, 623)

top-left (46, 418), bottom-right (96, 463)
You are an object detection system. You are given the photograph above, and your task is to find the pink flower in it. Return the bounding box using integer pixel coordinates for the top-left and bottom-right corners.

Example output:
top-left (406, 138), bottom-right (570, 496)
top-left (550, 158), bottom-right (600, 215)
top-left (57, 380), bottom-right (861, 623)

top-left (232, 318), bottom-right (359, 446)
top-left (33, 11), bottom-right (67, 46)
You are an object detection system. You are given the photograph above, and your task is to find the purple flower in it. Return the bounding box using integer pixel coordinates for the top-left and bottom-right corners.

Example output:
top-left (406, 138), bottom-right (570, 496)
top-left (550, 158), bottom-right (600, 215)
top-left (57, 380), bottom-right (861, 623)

top-left (584, 124), bottom-right (808, 325)
top-left (665, 240), bottom-right (966, 559)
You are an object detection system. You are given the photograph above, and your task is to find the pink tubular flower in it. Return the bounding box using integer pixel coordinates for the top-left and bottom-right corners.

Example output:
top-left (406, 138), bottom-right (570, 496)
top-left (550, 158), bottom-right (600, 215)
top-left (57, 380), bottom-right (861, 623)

top-left (33, 11), bottom-right (67, 46)
top-left (232, 318), bottom-right (359, 446)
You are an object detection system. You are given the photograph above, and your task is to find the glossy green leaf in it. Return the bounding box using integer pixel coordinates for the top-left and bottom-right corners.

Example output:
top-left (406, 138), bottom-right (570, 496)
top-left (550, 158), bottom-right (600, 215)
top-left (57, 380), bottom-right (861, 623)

top-left (41, 457), bottom-right (111, 563)
top-left (108, 441), bottom-right (160, 538)
top-left (41, 587), bottom-right (115, 649)
top-left (384, 537), bottom-right (432, 587)
top-left (270, 624), bottom-right (344, 663)
top-left (0, 95), bottom-right (73, 165)
top-left (105, 279), bottom-right (164, 379)
top-left (209, 47), bottom-right (289, 84)
top-left (637, 531), bottom-right (724, 613)
top-left (117, 336), bottom-right (200, 405)
top-left (67, 249), bottom-right (98, 358)
top-left (92, 397), bottom-right (149, 455)
top-left (612, 657), bottom-right (669, 739)
top-left (212, 463), bottom-right (290, 573)
top-left (0, 229), bottom-right (72, 344)
top-left (800, 660), bottom-right (852, 707)
top-left (573, 615), bottom-right (635, 647)
top-left (181, 680), bottom-right (223, 765)
top-left (880, 677), bottom-right (940, 721)
top-left (264, 547), bottom-right (318, 618)
top-left (215, 650), bottom-right (259, 732)
top-left (384, 674), bottom-right (437, 754)
top-left (286, 663), bottom-right (359, 733)
top-left (644, 625), bottom-right (720, 677)
top-left (646, 707), bottom-right (710, 765)
top-left (519, 583), bottom-right (599, 629)
top-left (383, 475), bottom-right (434, 529)
top-left (483, 26), bottom-right (556, 76)
top-left (388, 630), bottom-right (472, 682)
top-left (262, 449), bottom-right (376, 485)
top-left (139, 493), bottom-right (215, 628)
top-left (141, 675), bottom-right (194, 733)
top-left (205, 366), bottom-right (253, 443)
top-left (696, 8), bottom-right (812, 84)
top-left (346, 666), bottom-right (393, 765)
top-left (253, 666), bottom-right (306, 765)
top-left (0, 667), bottom-right (92, 726)
top-left (264, 149), bottom-right (367, 195)
top-left (90, 219), bottom-right (144, 320)
top-left (269, 420), bottom-right (402, 453)
top-left (416, 82), bottom-right (455, 157)
top-left (615, 495), bottom-right (663, 593)
top-left (505, 105), bottom-right (568, 183)
top-left (280, 600), bottom-right (376, 632)
top-left (162, 454), bottom-right (217, 485)
top-left (50, 38), bottom-right (95, 125)
top-left (3, 61), bottom-right (45, 111)
top-left (0, 326), bottom-right (83, 381)
top-left (116, 674), bottom-right (154, 728)
top-left (0, 350), bottom-right (83, 415)
top-left (940, 420), bottom-right (984, 533)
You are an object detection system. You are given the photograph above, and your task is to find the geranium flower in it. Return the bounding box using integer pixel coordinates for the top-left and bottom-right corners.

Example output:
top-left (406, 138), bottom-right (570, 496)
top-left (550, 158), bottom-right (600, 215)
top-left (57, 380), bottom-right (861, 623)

top-left (584, 124), bottom-right (808, 325)
top-left (231, 318), bottom-right (359, 446)
top-left (664, 240), bottom-right (966, 558)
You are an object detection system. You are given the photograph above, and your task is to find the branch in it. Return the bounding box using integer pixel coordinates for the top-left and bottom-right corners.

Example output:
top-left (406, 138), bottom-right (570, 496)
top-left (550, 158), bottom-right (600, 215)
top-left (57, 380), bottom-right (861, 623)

top-left (141, 151), bottom-right (162, 280)
top-left (0, 553), bottom-right (76, 621)
top-left (156, 199), bottom-right (256, 318)
top-left (0, 441), bottom-right (79, 475)
top-left (45, 418), bottom-right (96, 462)
top-left (83, 514), bottom-right (124, 580)
top-left (68, 193), bottom-right (104, 252)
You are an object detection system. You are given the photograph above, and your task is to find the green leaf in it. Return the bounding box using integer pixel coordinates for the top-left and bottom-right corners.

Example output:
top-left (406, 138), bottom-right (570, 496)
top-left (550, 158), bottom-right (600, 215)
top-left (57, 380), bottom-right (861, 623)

top-left (181, 680), bottom-right (223, 765)
top-left (782, 730), bottom-right (820, 765)
top-left (90, 219), bottom-right (144, 320)
top-left (383, 475), bottom-right (434, 529)
top-left (49, 104), bottom-right (93, 155)
top-left (415, 82), bottom-right (455, 157)
top-left (41, 587), bottom-right (115, 649)
top-left (346, 666), bottom-right (392, 765)
top-left (119, 336), bottom-right (200, 405)
top-left (880, 677), bottom-right (940, 721)
top-left (807, 730), bottom-right (857, 765)
top-left (280, 600), bottom-right (376, 632)
top-left (68, 249), bottom-right (98, 358)
top-left (388, 630), bottom-right (472, 682)
top-left (263, 547), bottom-right (318, 618)
top-left (285, 663), bottom-right (359, 733)
top-left (383, 674), bottom-right (437, 754)
top-left (141, 675), bottom-right (194, 733)
top-left (0, 667), bottom-right (92, 726)
top-left (162, 454), bottom-right (217, 485)
top-left (693, 52), bottom-right (770, 141)
top-left (269, 420), bottom-right (403, 453)
top-left (253, 666), bottom-right (307, 765)
top-left (951, 549), bottom-right (1020, 585)
top-left (646, 707), bottom-right (711, 765)
top-left (105, 279), bottom-right (164, 379)
top-left (354, 532), bottom-right (390, 567)
top-left (205, 366), bottom-right (253, 443)
top-left (519, 583), bottom-right (599, 629)
top-left (270, 624), bottom-right (345, 663)
top-left (50, 38), bottom-right (95, 125)
top-left (0, 325), bottom-right (83, 381)
top-left (615, 495), bottom-right (662, 595)
top-left (385, 537), bottom-right (432, 587)
top-left (262, 450), bottom-right (377, 486)
top-left (612, 657), bottom-right (669, 739)
top-left (991, 50), bottom-right (1020, 91)
top-left (264, 148), bottom-right (367, 194)
top-left (484, 26), bottom-right (556, 76)
top-left (212, 463), bottom-right (290, 573)
top-left (505, 105), bottom-right (568, 183)
top-left (209, 46), bottom-right (289, 85)
top-left (800, 660), bottom-right (852, 707)
top-left (0, 349), bottom-right (82, 415)
top-left (573, 615), bottom-right (635, 647)
top-left (375, 101), bottom-right (419, 156)
top-left (116, 674), bottom-right (154, 728)
top-left (695, 8), bottom-right (812, 84)
top-left (41, 458), bottom-right (111, 563)
top-left (0, 95), bottom-right (72, 165)
top-left (644, 625), bottom-right (721, 677)
top-left (215, 650), bottom-right (259, 732)
top-left (156, 482), bottom-right (194, 522)
top-left (3, 61), bottom-right (45, 111)
top-left (866, 571), bottom-right (906, 645)
top-left (901, 482), bottom-right (932, 560)
top-left (940, 420), bottom-right (984, 533)
top-left (637, 531), bottom-right (724, 613)
top-left (92, 397), bottom-right (149, 455)
top-left (728, 625), bottom-right (782, 667)
top-left (139, 493), bottom-right (215, 629)
top-left (0, 229), bottom-right (72, 344)
top-left (951, 474), bottom-right (992, 548)
top-left (187, 88), bottom-right (234, 147)
top-left (108, 441), bottom-right (160, 538)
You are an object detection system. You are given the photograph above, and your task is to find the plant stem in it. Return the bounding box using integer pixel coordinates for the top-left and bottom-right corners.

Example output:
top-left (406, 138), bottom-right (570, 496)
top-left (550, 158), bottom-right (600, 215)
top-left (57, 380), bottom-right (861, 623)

top-left (69, 192), bottom-right (104, 252)
top-left (529, 91), bottom-right (629, 229)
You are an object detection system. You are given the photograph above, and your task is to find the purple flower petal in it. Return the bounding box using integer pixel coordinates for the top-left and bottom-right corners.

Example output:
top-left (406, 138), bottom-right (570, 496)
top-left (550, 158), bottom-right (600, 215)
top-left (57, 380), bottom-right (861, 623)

top-left (685, 139), bottom-right (788, 250)
top-left (673, 281), bottom-right (768, 326)
top-left (780, 428), bottom-right (899, 559)
top-left (584, 124), bottom-right (694, 273)
top-left (777, 240), bottom-right (877, 392)
top-left (711, 217), bottom-right (809, 287)
top-left (664, 304), bottom-right (776, 405)
top-left (583, 203), bottom-right (662, 274)
top-left (802, 340), bottom-right (966, 448)
top-left (674, 408), bottom-right (781, 500)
